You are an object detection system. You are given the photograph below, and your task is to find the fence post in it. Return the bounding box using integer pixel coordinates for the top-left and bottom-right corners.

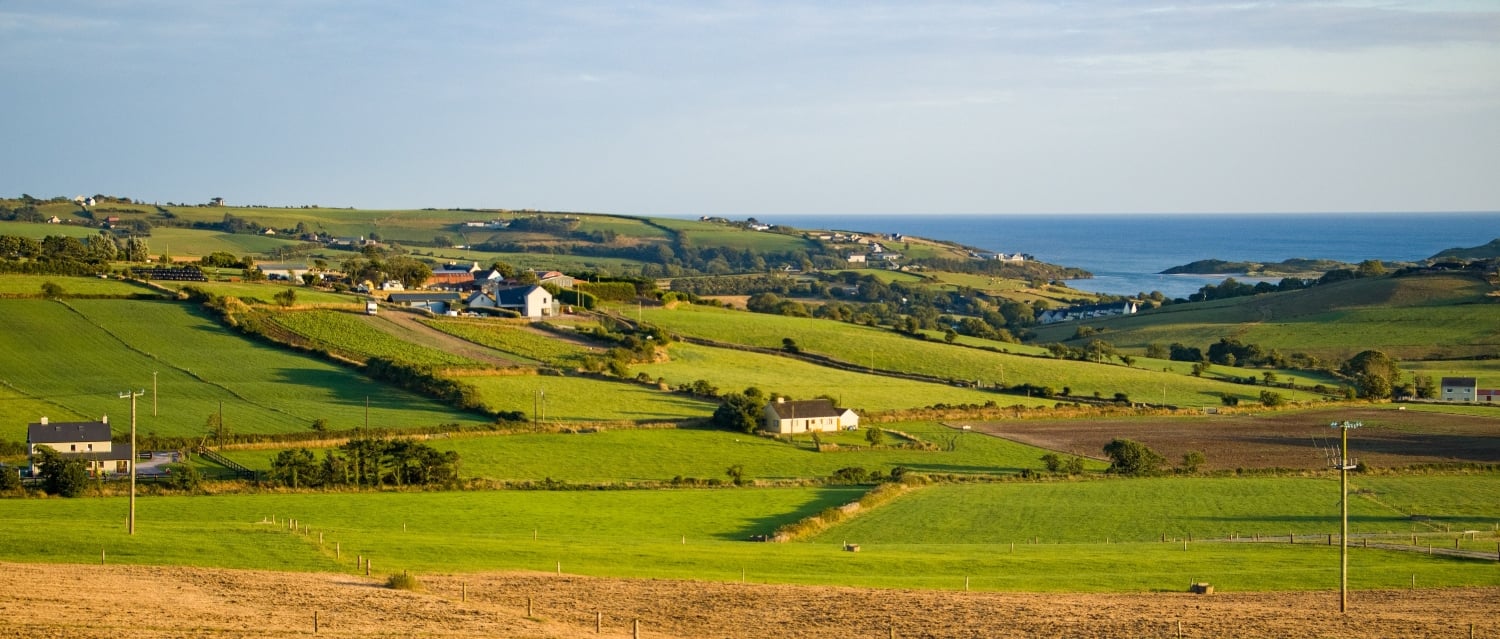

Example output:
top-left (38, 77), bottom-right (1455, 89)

top-left (597, 611), bottom-right (602, 633)
top-left (528, 597), bottom-right (533, 617)
top-left (462, 582), bottom-right (467, 602)
top-left (634, 619), bottom-right (640, 639)
top-left (101, 548), bottom-right (106, 565)
top-left (314, 611), bottom-right (319, 634)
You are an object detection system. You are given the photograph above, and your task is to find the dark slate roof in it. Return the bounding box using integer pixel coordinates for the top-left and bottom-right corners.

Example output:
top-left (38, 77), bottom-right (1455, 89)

top-left (54, 443), bottom-right (134, 462)
top-left (1441, 377), bottom-right (1478, 386)
top-left (495, 285), bottom-right (543, 305)
top-left (388, 292), bottom-right (463, 303)
top-left (767, 399), bottom-right (845, 420)
top-left (28, 421), bottom-right (112, 444)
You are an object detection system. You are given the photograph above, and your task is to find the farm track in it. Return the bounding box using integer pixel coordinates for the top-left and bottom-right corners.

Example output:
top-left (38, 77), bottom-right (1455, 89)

top-left (3, 561), bottom-right (1497, 638)
top-left (365, 308), bottom-right (524, 368)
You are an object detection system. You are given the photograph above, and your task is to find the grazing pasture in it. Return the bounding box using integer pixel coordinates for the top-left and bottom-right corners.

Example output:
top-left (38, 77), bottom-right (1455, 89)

top-left (0, 298), bottom-right (484, 439)
top-left (0, 273), bottom-right (159, 297)
top-left (0, 485), bottom-right (1492, 592)
top-left (961, 406), bottom-right (1500, 471)
top-left (637, 342), bottom-right (1046, 411)
top-left (812, 475), bottom-right (1500, 545)
top-left (215, 421), bottom-right (1092, 481)
top-left (269, 309), bottom-right (483, 367)
top-left (458, 374), bottom-right (715, 423)
top-left (638, 304), bottom-right (1325, 406)
top-left (421, 319), bottom-right (595, 367)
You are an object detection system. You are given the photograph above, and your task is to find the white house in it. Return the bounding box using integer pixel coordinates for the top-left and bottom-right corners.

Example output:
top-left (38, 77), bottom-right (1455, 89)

top-left (257, 262), bottom-right (309, 281)
top-left (846, 254), bottom-right (867, 264)
top-left (27, 417), bottom-right (133, 478)
top-left (491, 284), bottom-right (555, 319)
top-left (1038, 301), bottom-right (1140, 324)
top-left (1440, 377), bottom-right (1478, 402)
top-left (762, 398), bottom-right (859, 434)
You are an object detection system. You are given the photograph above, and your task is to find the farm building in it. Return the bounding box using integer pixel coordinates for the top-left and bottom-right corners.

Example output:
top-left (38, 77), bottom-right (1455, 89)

top-left (257, 262), bottom-right (309, 281)
top-left (533, 270), bottom-right (575, 289)
top-left (27, 417), bottom-right (133, 478)
top-left (763, 398), bottom-right (859, 434)
top-left (490, 284), bottom-right (555, 319)
top-left (425, 262), bottom-right (481, 288)
top-left (1440, 377), bottom-right (1478, 402)
top-left (388, 292), bottom-right (463, 314)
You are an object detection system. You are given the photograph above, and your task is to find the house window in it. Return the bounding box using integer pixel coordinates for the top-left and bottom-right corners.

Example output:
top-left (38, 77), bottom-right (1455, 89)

top-left (70, 444), bottom-right (76, 451)
top-left (87, 444), bottom-right (93, 451)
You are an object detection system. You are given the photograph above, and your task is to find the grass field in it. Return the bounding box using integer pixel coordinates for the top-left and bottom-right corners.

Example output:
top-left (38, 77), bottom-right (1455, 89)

top-left (1031, 273), bottom-right (1500, 361)
top-left (216, 421), bottom-right (1097, 481)
top-left (0, 220), bottom-right (108, 240)
top-left (812, 475), bottom-right (1500, 545)
top-left (0, 483), bottom-right (1493, 592)
top-left (0, 299), bottom-right (484, 440)
top-left (269, 309), bottom-right (483, 367)
top-left (637, 304), bottom-right (1325, 406)
top-left (0, 273), bottom-right (160, 297)
top-left (164, 280), bottom-right (361, 305)
top-left (421, 319), bottom-right (594, 367)
top-left (639, 342), bottom-right (1048, 411)
top-left (457, 374), bottom-right (715, 423)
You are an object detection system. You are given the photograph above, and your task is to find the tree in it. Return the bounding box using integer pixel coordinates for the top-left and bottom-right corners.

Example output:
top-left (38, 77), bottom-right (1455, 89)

top-left (40, 281), bottom-right (64, 298)
top-left (0, 464), bottom-right (21, 492)
top-left (1102, 438), bottom-right (1164, 476)
top-left (865, 427), bottom-right (885, 447)
top-left (1259, 390), bottom-right (1286, 407)
top-left (166, 464), bottom-right (202, 492)
top-left (1341, 350), bottom-right (1400, 399)
top-left (1181, 451), bottom-right (1206, 473)
top-left (781, 337), bottom-right (801, 354)
top-left (270, 448), bottom-right (320, 488)
top-left (1413, 373), bottom-right (1437, 399)
top-left (712, 391), bottom-right (766, 434)
top-left (725, 464), bottom-right (746, 486)
top-left (1356, 259), bottom-right (1386, 277)
top-left (274, 287), bottom-right (297, 307)
top-left (35, 446), bottom-right (88, 497)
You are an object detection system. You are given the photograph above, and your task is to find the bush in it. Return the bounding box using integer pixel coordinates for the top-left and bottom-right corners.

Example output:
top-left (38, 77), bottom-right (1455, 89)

top-left (1103, 438), bottom-right (1165, 476)
top-left (386, 572), bottom-right (422, 591)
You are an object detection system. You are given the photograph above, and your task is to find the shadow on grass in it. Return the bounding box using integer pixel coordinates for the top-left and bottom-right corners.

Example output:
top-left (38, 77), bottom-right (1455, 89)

top-left (723, 487), bottom-right (864, 541)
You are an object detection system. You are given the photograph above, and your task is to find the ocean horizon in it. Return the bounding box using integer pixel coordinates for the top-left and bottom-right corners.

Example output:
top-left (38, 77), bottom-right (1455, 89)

top-left (752, 212), bottom-right (1500, 299)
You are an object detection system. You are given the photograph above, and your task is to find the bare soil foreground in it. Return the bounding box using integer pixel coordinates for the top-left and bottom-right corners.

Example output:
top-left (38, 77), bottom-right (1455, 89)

top-left (959, 407), bottom-right (1500, 470)
top-left (4, 561), bottom-right (1497, 638)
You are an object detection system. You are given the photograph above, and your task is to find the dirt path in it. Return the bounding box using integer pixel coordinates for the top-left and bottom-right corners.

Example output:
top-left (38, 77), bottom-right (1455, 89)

top-left (3, 561), bottom-right (1496, 638)
top-left (365, 309), bottom-right (525, 368)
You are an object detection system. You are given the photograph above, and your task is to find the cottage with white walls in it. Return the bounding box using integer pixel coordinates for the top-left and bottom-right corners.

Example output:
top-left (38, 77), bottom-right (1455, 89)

top-left (762, 398), bottom-right (859, 434)
top-left (26, 416), bottom-right (133, 477)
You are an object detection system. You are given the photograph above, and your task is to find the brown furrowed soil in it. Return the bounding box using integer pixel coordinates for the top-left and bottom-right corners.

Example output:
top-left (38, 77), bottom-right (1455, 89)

top-left (3, 561), bottom-right (1496, 638)
top-left (958, 407), bottom-right (1500, 471)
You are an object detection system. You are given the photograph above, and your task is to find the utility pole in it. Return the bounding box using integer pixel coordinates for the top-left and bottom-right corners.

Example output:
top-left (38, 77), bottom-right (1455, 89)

top-left (1331, 420), bottom-right (1361, 613)
top-left (152, 371), bottom-right (158, 417)
top-left (120, 389), bottom-right (145, 535)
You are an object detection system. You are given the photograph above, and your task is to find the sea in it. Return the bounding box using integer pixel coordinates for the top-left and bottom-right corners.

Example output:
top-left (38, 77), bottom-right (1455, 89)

top-left (764, 212), bottom-right (1500, 299)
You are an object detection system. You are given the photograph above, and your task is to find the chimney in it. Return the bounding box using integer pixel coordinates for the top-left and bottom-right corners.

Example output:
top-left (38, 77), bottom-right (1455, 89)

top-left (40, 416), bottom-right (48, 425)
top-left (776, 397), bottom-right (785, 404)
top-left (101, 415), bottom-right (108, 425)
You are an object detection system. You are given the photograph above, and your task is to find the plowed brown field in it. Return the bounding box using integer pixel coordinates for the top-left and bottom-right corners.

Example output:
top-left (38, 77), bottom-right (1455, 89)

top-left (959, 407), bottom-right (1500, 470)
top-left (4, 561), bottom-right (1496, 638)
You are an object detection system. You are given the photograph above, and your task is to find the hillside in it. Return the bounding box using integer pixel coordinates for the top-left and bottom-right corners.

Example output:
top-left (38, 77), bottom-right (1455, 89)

top-left (1031, 271), bottom-right (1500, 361)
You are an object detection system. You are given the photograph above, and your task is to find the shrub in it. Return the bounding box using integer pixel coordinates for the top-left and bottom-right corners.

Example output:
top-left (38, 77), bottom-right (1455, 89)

top-left (1103, 438), bottom-right (1164, 476)
top-left (386, 572), bottom-right (422, 591)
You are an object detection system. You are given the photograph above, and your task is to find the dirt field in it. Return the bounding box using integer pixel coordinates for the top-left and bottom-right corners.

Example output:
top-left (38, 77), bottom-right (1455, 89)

top-left (3, 561), bottom-right (1496, 638)
top-left (958, 407), bottom-right (1500, 470)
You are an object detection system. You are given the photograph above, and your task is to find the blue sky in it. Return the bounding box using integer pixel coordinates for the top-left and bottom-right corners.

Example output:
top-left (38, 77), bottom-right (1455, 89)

top-left (2, 1), bottom-right (1497, 215)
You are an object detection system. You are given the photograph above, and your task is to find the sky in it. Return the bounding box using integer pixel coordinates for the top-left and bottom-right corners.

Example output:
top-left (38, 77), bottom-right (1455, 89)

top-left (2, 1), bottom-right (1498, 216)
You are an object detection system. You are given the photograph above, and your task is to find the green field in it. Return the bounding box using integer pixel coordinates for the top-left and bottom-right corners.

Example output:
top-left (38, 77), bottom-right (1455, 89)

top-left (638, 342), bottom-right (1046, 411)
top-left (269, 309), bottom-right (483, 367)
top-left (0, 299), bottom-right (484, 440)
top-left (160, 280), bottom-right (362, 306)
top-left (421, 319), bottom-right (593, 367)
top-left (458, 374), bottom-right (715, 423)
top-left (0, 482), bottom-right (1493, 591)
top-left (217, 421), bottom-right (1095, 481)
top-left (0, 273), bottom-right (160, 297)
top-left (638, 304), bottom-right (1324, 406)
top-left (1032, 273), bottom-right (1500, 361)
top-left (812, 475), bottom-right (1500, 545)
